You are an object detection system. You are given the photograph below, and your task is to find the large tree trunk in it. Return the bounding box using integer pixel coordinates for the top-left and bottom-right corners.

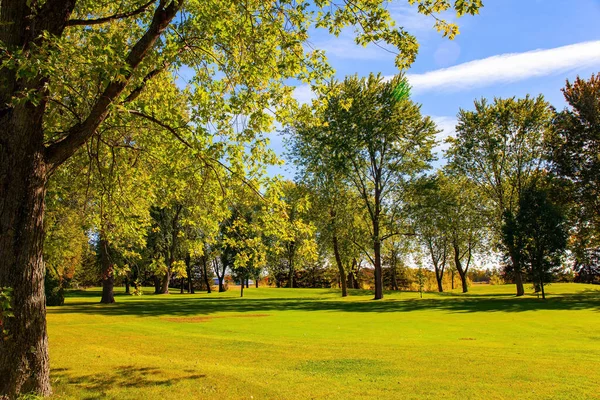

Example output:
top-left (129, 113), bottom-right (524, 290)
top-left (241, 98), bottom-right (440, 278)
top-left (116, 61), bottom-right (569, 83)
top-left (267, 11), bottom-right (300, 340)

top-left (332, 234), bottom-right (348, 297)
top-left (0, 119), bottom-right (51, 396)
top-left (99, 238), bottom-right (115, 304)
top-left (153, 275), bottom-right (162, 294)
top-left (160, 271), bottom-right (170, 294)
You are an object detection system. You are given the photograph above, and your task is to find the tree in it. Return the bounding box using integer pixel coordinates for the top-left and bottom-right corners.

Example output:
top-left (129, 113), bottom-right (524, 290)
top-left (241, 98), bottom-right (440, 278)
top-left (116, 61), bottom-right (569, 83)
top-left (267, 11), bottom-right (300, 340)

top-left (547, 74), bottom-right (600, 282)
top-left (448, 96), bottom-right (553, 296)
top-left (502, 181), bottom-right (568, 299)
top-left (0, 0), bottom-right (482, 395)
top-left (289, 129), bottom-right (365, 297)
top-left (410, 175), bottom-right (450, 293)
top-left (296, 74), bottom-right (436, 299)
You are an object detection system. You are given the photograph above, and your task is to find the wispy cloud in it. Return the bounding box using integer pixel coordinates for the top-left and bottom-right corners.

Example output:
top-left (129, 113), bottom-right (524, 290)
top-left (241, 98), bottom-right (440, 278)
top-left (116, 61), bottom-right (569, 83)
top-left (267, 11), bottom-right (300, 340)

top-left (406, 41), bottom-right (600, 94)
top-left (431, 116), bottom-right (457, 160)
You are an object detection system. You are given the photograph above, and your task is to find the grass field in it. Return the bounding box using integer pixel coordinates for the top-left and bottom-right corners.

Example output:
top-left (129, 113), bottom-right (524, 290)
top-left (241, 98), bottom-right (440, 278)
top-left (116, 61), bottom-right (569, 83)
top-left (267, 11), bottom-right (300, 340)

top-left (47, 283), bottom-right (600, 399)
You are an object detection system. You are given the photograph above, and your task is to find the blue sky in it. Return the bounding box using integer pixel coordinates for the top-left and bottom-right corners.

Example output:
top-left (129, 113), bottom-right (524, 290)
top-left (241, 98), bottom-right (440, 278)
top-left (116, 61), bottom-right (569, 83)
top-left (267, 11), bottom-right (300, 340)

top-left (269, 0), bottom-right (600, 177)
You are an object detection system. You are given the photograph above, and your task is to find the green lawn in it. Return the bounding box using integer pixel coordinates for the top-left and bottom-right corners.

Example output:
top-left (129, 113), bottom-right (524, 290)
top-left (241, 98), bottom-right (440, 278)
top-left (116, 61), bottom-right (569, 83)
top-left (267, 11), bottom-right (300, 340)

top-left (47, 283), bottom-right (600, 399)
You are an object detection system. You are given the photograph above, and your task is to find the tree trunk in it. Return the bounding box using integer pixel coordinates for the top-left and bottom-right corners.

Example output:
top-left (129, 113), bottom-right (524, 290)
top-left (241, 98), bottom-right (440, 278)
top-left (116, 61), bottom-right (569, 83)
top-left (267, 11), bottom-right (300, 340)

top-left (245, 277), bottom-right (249, 288)
top-left (153, 275), bottom-right (161, 294)
top-left (288, 259), bottom-right (294, 288)
top-left (99, 238), bottom-right (115, 304)
top-left (0, 119), bottom-right (51, 397)
top-left (373, 238), bottom-right (383, 300)
top-left (540, 275), bottom-right (545, 300)
top-left (459, 271), bottom-right (468, 294)
top-left (508, 246), bottom-right (525, 296)
top-left (255, 278), bottom-right (259, 288)
top-left (514, 269), bottom-right (525, 297)
top-left (159, 271), bottom-right (170, 294)
top-left (218, 276), bottom-right (225, 292)
top-left (240, 279), bottom-right (244, 297)
top-left (124, 276), bottom-right (130, 295)
top-left (332, 234), bottom-right (348, 297)
top-left (201, 255), bottom-right (211, 293)
top-left (453, 242), bottom-right (468, 293)
top-left (435, 272), bottom-right (444, 293)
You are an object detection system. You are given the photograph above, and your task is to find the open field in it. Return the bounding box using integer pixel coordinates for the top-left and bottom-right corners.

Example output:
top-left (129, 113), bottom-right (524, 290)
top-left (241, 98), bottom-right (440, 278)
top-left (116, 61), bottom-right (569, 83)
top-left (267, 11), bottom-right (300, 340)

top-left (47, 283), bottom-right (600, 399)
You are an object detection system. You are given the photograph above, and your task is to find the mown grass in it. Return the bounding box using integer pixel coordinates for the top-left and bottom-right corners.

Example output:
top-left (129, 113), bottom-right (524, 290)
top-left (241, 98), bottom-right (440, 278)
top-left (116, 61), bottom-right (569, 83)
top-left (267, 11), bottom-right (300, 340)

top-left (47, 283), bottom-right (600, 399)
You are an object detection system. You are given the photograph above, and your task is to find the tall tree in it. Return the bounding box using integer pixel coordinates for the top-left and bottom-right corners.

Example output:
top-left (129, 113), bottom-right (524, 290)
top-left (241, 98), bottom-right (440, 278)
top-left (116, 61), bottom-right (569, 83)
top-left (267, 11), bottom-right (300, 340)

top-left (547, 74), bottom-right (600, 283)
top-left (294, 74), bottom-right (436, 299)
top-left (448, 95), bottom-right (553, 296)
top-left (502, 181), bottom-right (568, 299)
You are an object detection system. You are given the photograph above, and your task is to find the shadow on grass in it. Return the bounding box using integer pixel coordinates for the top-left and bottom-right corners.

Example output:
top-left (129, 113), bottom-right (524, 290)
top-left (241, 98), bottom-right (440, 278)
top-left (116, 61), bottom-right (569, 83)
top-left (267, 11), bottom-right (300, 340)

top-left (52, 365), bottom-right (205, 399)
top-left (49, 288), bottom-right (600, 318)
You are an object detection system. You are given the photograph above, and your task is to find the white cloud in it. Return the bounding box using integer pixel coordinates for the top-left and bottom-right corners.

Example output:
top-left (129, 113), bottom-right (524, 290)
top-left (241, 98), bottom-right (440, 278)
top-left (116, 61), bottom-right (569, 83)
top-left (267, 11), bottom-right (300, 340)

top-left (293, 85), bottom-right (316, 105)
top-left (406, 41), bottom-right (600, 94)
top-left (431, 116), bottom-right (457, 160)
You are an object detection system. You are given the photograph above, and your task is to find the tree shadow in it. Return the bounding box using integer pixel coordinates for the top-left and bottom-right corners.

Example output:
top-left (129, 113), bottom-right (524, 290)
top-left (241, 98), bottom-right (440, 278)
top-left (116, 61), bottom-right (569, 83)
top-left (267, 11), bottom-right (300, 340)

top-left (52, 365), bottom-right (205, 399)
top-left (49, 287), bottom-right (600, 318)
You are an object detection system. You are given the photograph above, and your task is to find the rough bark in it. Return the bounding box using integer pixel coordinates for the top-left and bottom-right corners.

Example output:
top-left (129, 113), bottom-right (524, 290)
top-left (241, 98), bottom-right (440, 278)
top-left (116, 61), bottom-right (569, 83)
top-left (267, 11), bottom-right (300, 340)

top-left (0, 143), bottom-right (51, 397)
top-left (332, 233), bottom-right (348, 297)
top-left (99, 238), bottom-right (115, 304)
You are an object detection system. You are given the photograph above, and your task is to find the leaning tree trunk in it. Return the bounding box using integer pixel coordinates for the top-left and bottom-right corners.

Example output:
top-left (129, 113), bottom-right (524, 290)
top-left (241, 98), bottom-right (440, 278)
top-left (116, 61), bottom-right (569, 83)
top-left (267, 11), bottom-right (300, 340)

top-left (453, 242), bottom-right (468, 293)
top-left (99, 237), bottom-right (115, 304)
top-left (0, 114), bottom-right (51, 396)
top-left (332, 234), bottom-right (348, 297)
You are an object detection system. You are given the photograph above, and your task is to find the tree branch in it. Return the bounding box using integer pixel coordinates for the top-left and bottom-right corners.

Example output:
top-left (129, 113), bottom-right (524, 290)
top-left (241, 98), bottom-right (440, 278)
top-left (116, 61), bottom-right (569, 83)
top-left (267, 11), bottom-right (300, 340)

top-left (45, 0), bottom-right (183, 170)
top-left (66, 0), bottom-right (156, 27)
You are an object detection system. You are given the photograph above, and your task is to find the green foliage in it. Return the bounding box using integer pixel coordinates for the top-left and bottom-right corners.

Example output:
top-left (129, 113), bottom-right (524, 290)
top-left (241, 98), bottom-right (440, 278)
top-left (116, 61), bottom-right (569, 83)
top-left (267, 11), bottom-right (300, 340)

top-left (0, 287), bottom-right (14, 341)
top-left (502, 182), bottom-right (568, 297)
top-left (547, 74), bottom-right (600, 281)
top-left (44, 268), bottom-right (65, 307)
